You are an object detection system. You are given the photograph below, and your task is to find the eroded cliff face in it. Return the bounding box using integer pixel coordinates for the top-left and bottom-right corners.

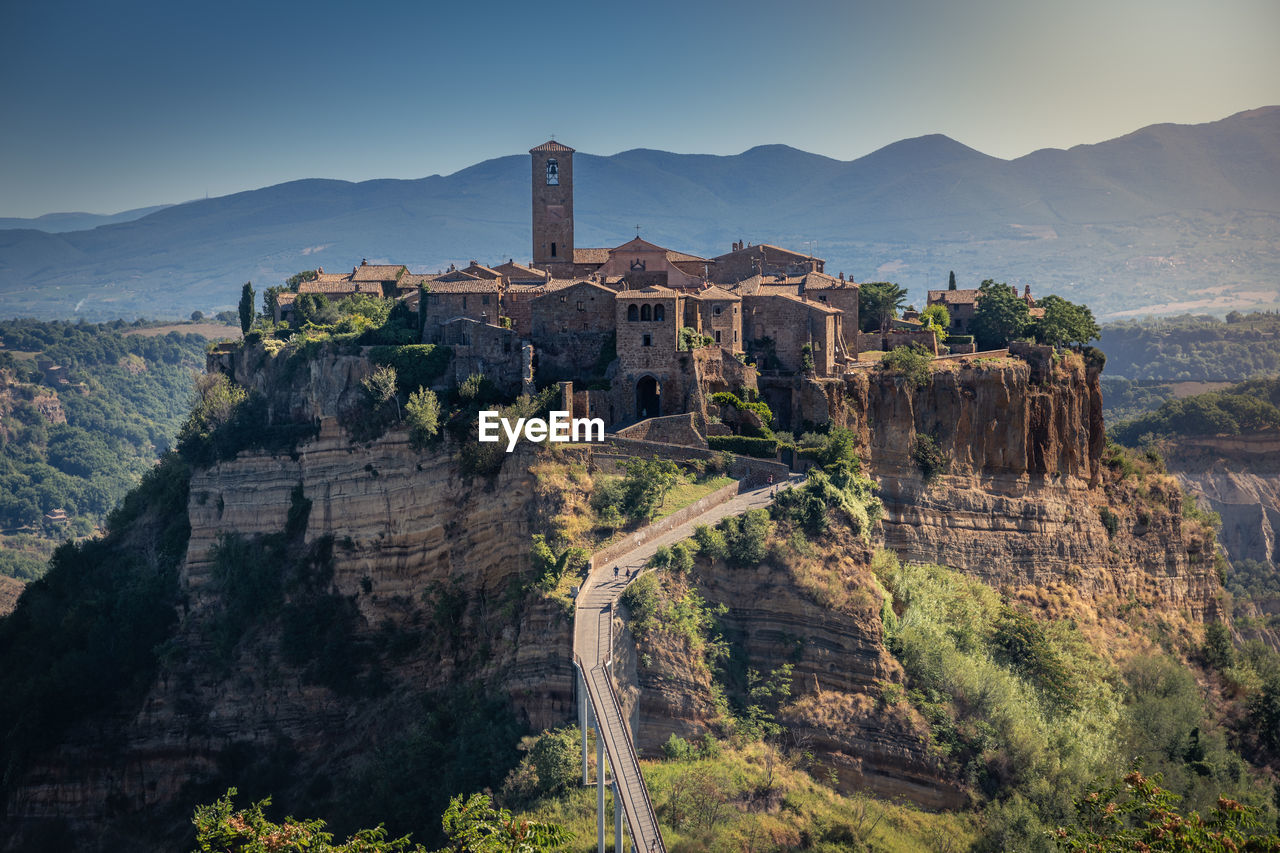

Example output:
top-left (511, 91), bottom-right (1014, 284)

top-left (4, 346), bottom-right (577, 847)
top-left (839, 357), bottom-right (1217, 621)
top-left (622, 355), bottom-right (1217, 811)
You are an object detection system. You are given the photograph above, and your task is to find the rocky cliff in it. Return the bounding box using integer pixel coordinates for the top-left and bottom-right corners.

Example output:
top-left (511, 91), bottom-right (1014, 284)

top-left (0, 343), bottom-right (1222, 845)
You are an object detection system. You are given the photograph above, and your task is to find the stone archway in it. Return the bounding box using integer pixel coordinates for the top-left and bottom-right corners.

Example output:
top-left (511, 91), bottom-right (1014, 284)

top-left (635, 375), bottom-right (661, 419)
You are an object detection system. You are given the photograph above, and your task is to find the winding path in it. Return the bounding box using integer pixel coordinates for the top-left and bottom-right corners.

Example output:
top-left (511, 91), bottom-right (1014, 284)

top-left (573, 479), bottom-right (788, 853)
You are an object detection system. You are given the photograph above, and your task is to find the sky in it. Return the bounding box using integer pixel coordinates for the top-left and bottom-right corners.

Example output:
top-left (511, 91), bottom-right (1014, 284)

top-left (1, 0), bottom-right (1278, 218)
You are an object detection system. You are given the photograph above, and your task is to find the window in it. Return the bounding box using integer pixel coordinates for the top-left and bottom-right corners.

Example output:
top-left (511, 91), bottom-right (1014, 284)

top-left (734, 330), bottom-right (738, 342)
top-left (559, 294), bottom-right (567, 303)
top-left (550, 242), bottom-right (557, 258)
top-left (713, 306), bottom-right (722, 316)
top-left (714, 330), bottom-right (721, 343)
top-left (642, 334), bottom-right (652, 347)
top-left (576, 301), bottom-right (585, 311)
top-left (462, 296), bottom-right (467, 309)
top-left (654, 304), bottom-right (665, 322)
top-left (640, 304), bottom-right (652, 321)
top-left (546, 158), bottom-right (558, 185)
top-left (627, 304), bottom-right (639, 321)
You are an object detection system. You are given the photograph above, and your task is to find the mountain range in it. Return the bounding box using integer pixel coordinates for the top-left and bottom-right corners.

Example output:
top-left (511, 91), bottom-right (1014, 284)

top-left (1, 107), bottom-right (1277, 321)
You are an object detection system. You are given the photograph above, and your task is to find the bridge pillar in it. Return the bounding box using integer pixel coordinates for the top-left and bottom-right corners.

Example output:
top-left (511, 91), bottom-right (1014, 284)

top-left (613, 779), bottom-right (623, 853)
top-left (597, 719), bottom-right (606, 853)
top-left (580, 668), bottom-right (589, 785)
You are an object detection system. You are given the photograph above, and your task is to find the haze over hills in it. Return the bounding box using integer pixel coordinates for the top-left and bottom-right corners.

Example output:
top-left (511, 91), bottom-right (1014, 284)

top-left (0, 204), bottom-right (174, 234)
top-left (1, 107), bottom-right (1277, 321)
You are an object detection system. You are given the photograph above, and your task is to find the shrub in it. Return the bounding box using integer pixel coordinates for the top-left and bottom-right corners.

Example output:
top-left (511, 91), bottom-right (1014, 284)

top-left (707, 435), bottom-right (778, 458)
top-left (720, 509), bottom-right (771, 567)
top-left (368, 345), bottom-right (452, 396)
top-left (693, 524), bottom-right (728, 560)
top-left (405, 387), bottom-right (440, 449)
top-left (910, 432), bottom-right (948, 483)
top-left (880, 344), bottom-right (932, 388)
top-left (1098, 506), bottom-right (1120, 538)
top-left (1202, 621), bottom-right (1234, 671)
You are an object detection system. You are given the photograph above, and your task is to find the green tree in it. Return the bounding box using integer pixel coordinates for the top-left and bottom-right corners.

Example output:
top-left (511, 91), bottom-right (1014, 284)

top-left (619, 456), bottom-right (679, 521)
top-left (238, 281), bottom-right (255, 336)
top-left (859, 281), bottom-right (909, 332)
top-left (920, 303), bottom-right (950, 344)
top-left (192, 788), bottom-right (429, 852)
top-left (1055, 771), bottom-right (1280, 852)
top-left (437, 793), bottom-right (571, 853)
top-left (948, 270), bottom-right (957, 291)
top-left (406, 387), bottom-right (441, 449)
top-left (970, 279), bottom-right (1030, 349)
top-left (1032, 294), bottom-right (1100, 348)
top-left (364, 365), bottom-right (400, 421)
top-left (191, 310), bottom-right (205, 323)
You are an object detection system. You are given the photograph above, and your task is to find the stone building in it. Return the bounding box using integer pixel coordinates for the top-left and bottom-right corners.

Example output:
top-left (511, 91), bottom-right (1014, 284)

top-left (710, 242), bottom-right (824, 283)
top-left (926, 283), bottom-right (1042, 336)
top-left (742, 292), bottom-right (843, 376)
top-left (688, 286), bottom-right (742, 352)
top-left (615, 286), bottom-right (683, 419)
top-left (528, 280), bottom-right (617, 381)
top-left (421, 279), bottom-right (502, 341)
top-left (438, 318), bottom-right (524, 395)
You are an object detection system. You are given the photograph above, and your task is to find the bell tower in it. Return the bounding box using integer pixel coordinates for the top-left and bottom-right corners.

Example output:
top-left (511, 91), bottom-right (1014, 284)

top-left (531, 140), bottom-right (574, 270)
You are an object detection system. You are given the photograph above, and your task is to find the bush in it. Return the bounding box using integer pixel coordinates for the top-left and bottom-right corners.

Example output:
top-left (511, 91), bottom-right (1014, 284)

top-left (880, 344), bottom-right (932, 388)
top-left (1098, 506), bottom-right (1120, 538)
top-left (720, 509), bottom-right (771, 567)
top-left (707, 435), bottom-right (778, 458)
top-left (405, 387), bottom-right (440, 450)
top-left (368, 345), bottom-right (451, 397)
top-left (910, 432), bottom-right (948, 483)
top-left (1202, 622), bottom-right (1234, 671)
top-left (693, 524), bottom-right (728, 560)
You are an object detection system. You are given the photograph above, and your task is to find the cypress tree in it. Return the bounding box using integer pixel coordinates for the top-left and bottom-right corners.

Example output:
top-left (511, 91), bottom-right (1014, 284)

top-left (948, 270), bottom-right (957, 291)
top-left (238, 281), bottom-right (255, 335)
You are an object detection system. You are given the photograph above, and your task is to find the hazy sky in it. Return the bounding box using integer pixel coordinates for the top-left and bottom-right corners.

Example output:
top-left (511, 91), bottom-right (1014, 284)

top-left (2, 0), bottom-right (1277, 218)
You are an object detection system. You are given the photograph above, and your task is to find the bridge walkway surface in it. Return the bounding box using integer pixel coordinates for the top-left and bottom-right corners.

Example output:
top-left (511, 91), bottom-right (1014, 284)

top-left (573, 478), bottom-right (793, 853)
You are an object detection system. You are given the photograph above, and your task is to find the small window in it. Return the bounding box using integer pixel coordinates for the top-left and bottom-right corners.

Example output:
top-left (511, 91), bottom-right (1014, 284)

top-left (641, 304), bottom-right (652, 321)
top-left (642, 334), bottom-right (652, 347)
top-left (734, 330), bottom-right (738, 342)
top-left (462, 296), bottom-right (467, 309)
top-left (551, 242), bottom-right (557, 258)
top-left (713, 306), bottom-right (722, 316)
top-left (577, 301), bottom-right (585, 311)
top-left (654, 304), bottom-right (665, 322)
top-left (559, 294), bottom-right (567, 303)
top-left (627, 304), bottom-right (639, 321)
top-left (714, 330), bottom-right (721, 343)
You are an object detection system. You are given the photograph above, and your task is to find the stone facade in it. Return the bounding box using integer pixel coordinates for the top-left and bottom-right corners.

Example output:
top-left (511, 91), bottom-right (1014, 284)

top-left (439, 318), bottom-right (523, 394)
top-left (710, 242), bottom-right (824, 283)
top-left (743, 293), bottom-right (842, 376)
top-left (531, 141), bottom-right (575, 272)
top-left (421, 280), bottom-right (502, 341)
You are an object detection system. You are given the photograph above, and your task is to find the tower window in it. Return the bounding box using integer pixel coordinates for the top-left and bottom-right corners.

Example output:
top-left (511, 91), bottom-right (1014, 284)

top-left (550, 242), bottom-right (557, 258)
top-left (640, 304), bottom-right (652, 321)
top-left (642, 334), bottom-right (652, 347)
top-left (714, 330), bottom-right (721, 343)
top-left (577, 301), bottom-right (585, 311)
top-left (654, 304), bottom-right (665, 322)
top-left (546, 158), bottom-right (559, 185)
top-left (627, 304), bottom-right (638, 322)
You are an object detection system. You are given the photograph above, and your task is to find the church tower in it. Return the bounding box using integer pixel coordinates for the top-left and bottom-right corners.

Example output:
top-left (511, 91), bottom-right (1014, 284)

top-left (531, 140), bottom-right (574, 271)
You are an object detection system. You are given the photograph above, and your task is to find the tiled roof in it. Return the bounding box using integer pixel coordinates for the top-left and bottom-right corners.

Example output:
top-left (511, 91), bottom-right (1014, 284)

top-left (297, 281), bottom-right (385, 296)
top-left (573, 248), bottom-right (611, 265)
top-left (276, 292), bottom-right (298, 306)
top-left (927, 289), bottom-right (981, 305)
top-left (621, 285), bottom-right (678, 299)
top-left (666, 250), bottom-right (707, 263)
top-left (714, 242), bottom-right (822, 261)
top-left (462, 262), bottom-right (502, 279)
top-left (425, 279), bottom-right (504, 294)
top-left (397, 273), bottom-right (432, 289)
top-left (531, 140), bottom-right (574, 153)
top-left (433, 269), bottom-right (482, 282)
top-left (492, 260), bottom-right (549, 281)
top-left (750, 291), bottom-right (840, 314)
top-left (800, 272), bottom-right (856, 290)
top-left (531, 280), bottom-right (616, 301)
top-left (351, 264), bottom-right (406, 282)
top-left (314, 272), bottom-right (354, 283)
top-left (692, 285), bottom-right (741, 301)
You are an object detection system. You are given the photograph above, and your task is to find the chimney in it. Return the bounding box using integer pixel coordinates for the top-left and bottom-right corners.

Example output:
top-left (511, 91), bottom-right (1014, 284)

top-left (361, 258), bottom-right (367, 266)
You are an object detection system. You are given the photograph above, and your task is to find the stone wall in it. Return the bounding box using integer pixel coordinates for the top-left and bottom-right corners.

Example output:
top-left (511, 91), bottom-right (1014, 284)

top-left (615, 412), bottom-right (707, 447)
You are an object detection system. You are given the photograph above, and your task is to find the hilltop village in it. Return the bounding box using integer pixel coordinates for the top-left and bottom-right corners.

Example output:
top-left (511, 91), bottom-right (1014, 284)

top-left (266, 141), bottom-right (1042, 427)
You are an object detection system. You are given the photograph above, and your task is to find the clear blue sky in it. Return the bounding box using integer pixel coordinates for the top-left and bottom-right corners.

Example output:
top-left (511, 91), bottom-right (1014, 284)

top-left (2, 0), bottom-right (1277, 218)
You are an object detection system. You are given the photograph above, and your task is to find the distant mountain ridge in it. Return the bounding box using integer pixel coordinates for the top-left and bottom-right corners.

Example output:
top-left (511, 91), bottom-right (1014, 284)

top-left (1, 106), bottom-right (1277, 321)
top-left (0, 204), bottom-right (174, 233)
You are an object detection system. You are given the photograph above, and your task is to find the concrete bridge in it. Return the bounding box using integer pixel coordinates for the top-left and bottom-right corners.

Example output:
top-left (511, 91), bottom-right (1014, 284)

top-left (572, 475), bottom-right (790, 852)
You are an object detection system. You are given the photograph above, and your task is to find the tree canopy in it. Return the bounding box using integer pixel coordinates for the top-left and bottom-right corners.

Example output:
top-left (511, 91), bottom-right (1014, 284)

top-left (858, 281), bottom-right (909, 332)
top-left (970, 279), bottom-right (1030, 349)
top-left (1033, 294), bottom-right (1100, 348)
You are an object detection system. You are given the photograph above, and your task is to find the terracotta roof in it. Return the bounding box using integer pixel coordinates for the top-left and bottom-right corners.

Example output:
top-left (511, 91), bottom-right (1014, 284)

top-left (425, 279), bottom-right (503, 294)
top-left (666, 250), bottom-right (708, 263)
top-left (927, 289), bottom-right (981, 305)
top-left (314, 272), bottom-right (354, 283)
top-left (433, 269), bottom-right (482, 282)
top-left (297, 281), bottom-right (385, 296)
top-left (746, 291), bottom-right (840, 314)
top-left (714, 242), bottom-right (822, 262)
top-left (492, 260), bottom-right (549, 281)
top-left (531, 280), bottom-right (616, 301)
top-left (462, 262), bottom-right (502, 279)
top-left (397, 273), bottom-right (432, 289)
top-left (733, 276), bottom-right (802, 297)
top-left (573, 248), bottom-right (611, 265)
top-left (621, 285), bottom-right (678, 299)
top-left (351, 264), bottom-right (406, 282)
top-left (800, 272), bottom-right (855, 290)
top-left (692, 285), bottom-right (741, 301)
top-left (276, 292), bottom-right (298, 306)
top-left (531, 140), bottom-right (574, 153)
